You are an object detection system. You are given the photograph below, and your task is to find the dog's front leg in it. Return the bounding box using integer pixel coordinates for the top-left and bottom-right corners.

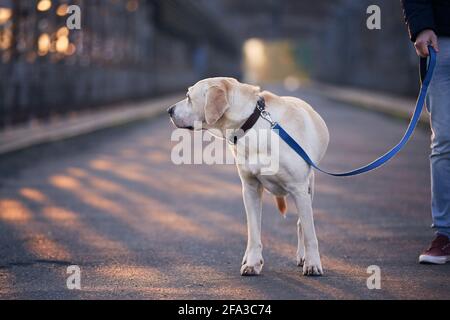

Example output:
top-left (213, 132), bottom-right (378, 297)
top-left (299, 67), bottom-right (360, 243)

top-left (240, 178), bottom-right (264, 276)
top-left (292, 185), bottom-right (323, 276)
top-left (297, 172), bottom-right (315, 267)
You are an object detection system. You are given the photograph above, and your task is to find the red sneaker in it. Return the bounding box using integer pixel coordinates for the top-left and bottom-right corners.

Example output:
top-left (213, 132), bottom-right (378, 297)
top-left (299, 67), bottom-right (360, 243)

top-left (419, 235), bottom-right (450, 264)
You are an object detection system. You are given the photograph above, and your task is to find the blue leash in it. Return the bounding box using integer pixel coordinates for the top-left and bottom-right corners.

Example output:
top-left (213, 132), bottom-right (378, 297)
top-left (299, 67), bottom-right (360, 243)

top-left (269, 47), bottom-right (437, 177)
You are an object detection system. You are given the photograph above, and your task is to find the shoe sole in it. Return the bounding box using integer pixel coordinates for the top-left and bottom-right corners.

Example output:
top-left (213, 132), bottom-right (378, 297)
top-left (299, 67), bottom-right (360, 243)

top-left (419, 254), bottom-right (450, 265)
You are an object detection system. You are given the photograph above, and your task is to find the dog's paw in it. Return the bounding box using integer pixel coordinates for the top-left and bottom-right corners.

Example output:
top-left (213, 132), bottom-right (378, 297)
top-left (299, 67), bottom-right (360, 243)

top-left (297, 256), bottom-right (305, 267)
top-left (302, 255), bottom-right (323, 276)
top-left (240, 263), bottom-right (263, 276)
top-left (241, 248), bottom-right (263, 276)
top-left (240, 257), bottom-right (264, 277)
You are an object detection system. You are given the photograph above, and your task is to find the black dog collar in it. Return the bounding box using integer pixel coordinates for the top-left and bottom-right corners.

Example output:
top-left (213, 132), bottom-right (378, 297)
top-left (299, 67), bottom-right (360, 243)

top-left (231, 97), bottom-right (266, 145)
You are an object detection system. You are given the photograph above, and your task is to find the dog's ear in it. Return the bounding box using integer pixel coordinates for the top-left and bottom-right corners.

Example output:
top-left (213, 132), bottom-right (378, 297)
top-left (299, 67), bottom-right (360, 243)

top-left (204, 85), bottom-right (229, 125)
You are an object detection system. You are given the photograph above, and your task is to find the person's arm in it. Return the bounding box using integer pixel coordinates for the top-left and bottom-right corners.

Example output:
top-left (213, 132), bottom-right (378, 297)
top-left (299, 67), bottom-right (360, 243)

top-left (401, 0), bottom-right (439, 57)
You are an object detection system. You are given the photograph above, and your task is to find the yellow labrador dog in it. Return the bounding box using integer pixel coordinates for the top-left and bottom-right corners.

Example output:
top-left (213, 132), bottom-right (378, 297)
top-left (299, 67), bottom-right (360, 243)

top-left (168, 77), bottom-right (329, 276)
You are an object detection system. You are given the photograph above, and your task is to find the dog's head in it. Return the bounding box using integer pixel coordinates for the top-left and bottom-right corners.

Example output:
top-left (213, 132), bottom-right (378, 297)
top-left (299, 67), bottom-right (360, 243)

top-left (168, 77), bottom-right (260, 131)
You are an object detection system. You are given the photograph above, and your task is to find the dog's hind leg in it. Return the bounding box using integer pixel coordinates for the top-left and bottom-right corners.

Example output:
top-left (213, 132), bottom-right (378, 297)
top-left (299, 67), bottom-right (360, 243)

top-left (240, 177), bottom-right (264, 276)
top-left (292, 184), bottom-right (323, 276)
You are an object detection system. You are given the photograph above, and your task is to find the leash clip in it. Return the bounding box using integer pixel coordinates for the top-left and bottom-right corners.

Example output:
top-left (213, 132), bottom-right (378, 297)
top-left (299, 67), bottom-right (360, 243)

top-left (256, 100), bottom-right (277, 128)
top-left (260, 110), bottom-right (277, 128)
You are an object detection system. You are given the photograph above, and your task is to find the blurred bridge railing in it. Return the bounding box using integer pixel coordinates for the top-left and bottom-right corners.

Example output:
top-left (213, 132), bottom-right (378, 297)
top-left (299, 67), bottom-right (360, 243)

top-left (0, 0), bottom-right (240, 129)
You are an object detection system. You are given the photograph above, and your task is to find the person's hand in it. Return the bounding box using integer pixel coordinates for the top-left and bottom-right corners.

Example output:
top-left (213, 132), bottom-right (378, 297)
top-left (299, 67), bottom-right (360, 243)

top-left (415, 29), bottom-right (439, 57)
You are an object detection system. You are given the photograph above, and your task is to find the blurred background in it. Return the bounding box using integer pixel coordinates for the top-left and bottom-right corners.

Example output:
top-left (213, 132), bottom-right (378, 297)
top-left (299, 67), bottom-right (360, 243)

top-left (0, 0), bottom-right (418, 130)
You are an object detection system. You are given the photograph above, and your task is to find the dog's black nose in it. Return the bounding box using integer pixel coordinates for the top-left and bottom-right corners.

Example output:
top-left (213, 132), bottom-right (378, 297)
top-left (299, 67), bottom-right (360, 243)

top-left (167, 106), bottom-right (175, 116)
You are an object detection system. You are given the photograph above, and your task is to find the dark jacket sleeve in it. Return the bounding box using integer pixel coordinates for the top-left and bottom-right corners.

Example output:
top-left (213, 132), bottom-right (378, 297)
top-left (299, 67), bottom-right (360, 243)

top-left (401, 0), bottom-right (436, 42)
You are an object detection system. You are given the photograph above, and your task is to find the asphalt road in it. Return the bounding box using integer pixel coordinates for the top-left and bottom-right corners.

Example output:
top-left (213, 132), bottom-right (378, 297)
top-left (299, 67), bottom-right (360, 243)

top-left (0, 87), bottom-right (449, 299)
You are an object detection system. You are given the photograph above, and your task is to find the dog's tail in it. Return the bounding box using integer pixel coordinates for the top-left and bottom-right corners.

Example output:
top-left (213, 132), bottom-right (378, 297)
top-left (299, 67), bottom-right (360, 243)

top-left (275, 197), bottom-right (287, 216)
